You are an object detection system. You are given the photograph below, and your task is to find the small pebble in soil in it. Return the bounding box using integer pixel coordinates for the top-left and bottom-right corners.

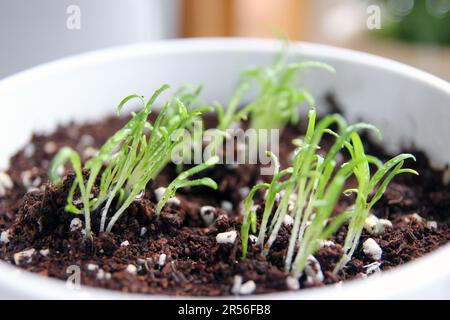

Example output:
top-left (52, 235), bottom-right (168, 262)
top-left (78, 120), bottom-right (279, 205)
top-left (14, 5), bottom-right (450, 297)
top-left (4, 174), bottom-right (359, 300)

top-left (216, 230), bottom-right (237, 244)
top-left (154, 187), bottom-right (180, 206)
top-left (239, 280), bottom-right (256, 295)
top-left (379, 218), bottom-right (393, 229)
top-left (283, 214), bottom-right (294, 226)
top-left (23, 144), bottom-right (36, 158)
top-left (96, 269), bottom-right (112, 280)
top-left (0, 229), bottom-right (11, 244)
top-left (200, 206), bottom-right (216, 226)
top-left (14, 249), bottom-right (36, 265)
top-left (168, 197), bottom-right (181, 206)
top-left (125, 264), bottom-right (137, 275)
top-left (363, 238), bottom-right (382, 261)
top-left (249, 235), bottom-right (258, 244)
top-left (44, 141), bottom-right (57, 154)
top-left (21, 170), bottom-right (41, 190)
top-left (158, 253), bottom-right (167, 266)
top-left (140, 227), bottom-right (147, 236)
top-left (154, 187), bottom-right (166, 201)
top-left (79, 134), bottom-right (95, 147)
top-left (305, 255), bottom-right (324, 284)
top-left (426, 221), bottom-right (438, 230)
top-left (286, 276), bottom-right (300, 290)
top-left (0, 172), bottom-right (14, 197)
top-left (39, 249), bottom-right (50, 257)
top-left (120, 240), bottom-right (130, 247)
top-left (238, 187), bottom-right (250, 198)
top-left (405, 213), bottom-right (423, 223)
top-left (231, 275), bottom-right (243, 295)
top-left (70, 218), bottom-right (83, 232)
top-left (319, 240), bottom-right (336, 248)
top-left (87, 263), bottom-right (99, 271)
top-left (364, 214), bottom-right (389, 235)
top-left (221, 200), bottom-right (233, 211)
top-left (364, 262), bottom-right (382, 275)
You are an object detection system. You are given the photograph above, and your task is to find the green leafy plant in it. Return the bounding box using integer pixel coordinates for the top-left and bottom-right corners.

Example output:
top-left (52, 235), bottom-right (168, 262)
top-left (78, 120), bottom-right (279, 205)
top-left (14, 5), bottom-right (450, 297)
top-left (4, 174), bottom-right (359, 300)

top-left (240, 107), bottom-right (416, 279)
top-left (208, 45), bottom-right (335, 157)
top-left (155, 155), bottom-right (220, 215)
top-left (333, 133), bottom-right (418, 273)
top-left (50, 85), bottom-right (217, 237)
top-left (214, 45), bottom-right (335, 133)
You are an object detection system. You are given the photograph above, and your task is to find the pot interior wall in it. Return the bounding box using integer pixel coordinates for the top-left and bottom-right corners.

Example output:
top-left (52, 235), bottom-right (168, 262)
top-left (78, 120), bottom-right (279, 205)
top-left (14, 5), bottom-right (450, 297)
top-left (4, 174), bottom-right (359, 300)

top-left (0, 40), bottom-right (449, 169)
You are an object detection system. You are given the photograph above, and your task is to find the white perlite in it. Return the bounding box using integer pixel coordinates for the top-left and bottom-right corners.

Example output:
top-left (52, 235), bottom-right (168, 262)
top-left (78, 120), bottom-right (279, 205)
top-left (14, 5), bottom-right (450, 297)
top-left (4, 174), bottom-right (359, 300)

top-left (304, 255), bottom-right (324, 283)
top-left (158, 253), bottom-right (167, 266)
top-left (200, 206), bottom-right (216, 226)
top-left (44, 141), bottom-right (57, 154)
top-left (362, 238), bottom-right (382, 260)
top-left (39, 249), bottom-right (50, 257)
top-left (0, 172), bottom-right (13, 197)
top-left (120, 240), bottom-right (130, 247)
top-left (379, 219), bottom-right (393, 229)
top-left (238, 187), bottom-right (250, 198)
top-left (286, 276), bottom-right (300, 290)
top-left (405, 213), bottom-right (423, 223)
top-left (231, 275), bottom-right (243, 295)
top-left (364, 262), bottom-right (382, 275)
top-left (239, 280), bottom-right (256, 295)
top-left (96, 269), bottom-right (112, 280)
top-left (24, 144), bottom-right (36, 158)
top-left (0, 229), bottom-right (11, 244)
top-left (125, 264), bottom-right (137, 275)
top-left (167, 196), bottom-right (181, 206)
top-left (363, 214), bottom-right (391, 235)
top-left (249, 235), bottom-right (258, 244)
top-left (426, 221), bottom-right (438, 230)
top-left (70, 218), bottom-right (83, 231)
top-left (14, 249), bottom-right (36, 265)
top-left (79, 134), bottom-right (95, 146)
top-left (221, 200), bottom-right (233, 211)
top-left (319, 240), bottom-right (336, 248)
top-left (87, 263), bottom-right (99, 271)
top-left (216, 230), bottom-right (237, 244)
top-left (283, 214), bottom-right (294, 226)
top-left (154, 187), bottom-right (166, 201)
top-left (154, 187), bottom-right (180, 206)
top-left (21, 170), bottom-right (41, 189)
top-left (140, 227), bottom-right (147, 237)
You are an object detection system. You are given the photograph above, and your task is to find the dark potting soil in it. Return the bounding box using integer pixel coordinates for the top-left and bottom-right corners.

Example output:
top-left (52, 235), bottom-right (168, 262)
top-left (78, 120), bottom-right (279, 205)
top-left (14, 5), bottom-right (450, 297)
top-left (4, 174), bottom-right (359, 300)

top-left (0, 100), bottom-right (448, 296)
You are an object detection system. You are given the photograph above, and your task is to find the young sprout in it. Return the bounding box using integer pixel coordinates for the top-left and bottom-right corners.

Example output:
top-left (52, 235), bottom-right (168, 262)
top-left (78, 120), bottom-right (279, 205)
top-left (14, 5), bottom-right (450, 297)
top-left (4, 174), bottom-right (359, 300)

top-left (210, 44), bottom-right (335, 156)
top-left (155, 156), bottom-right (220, 215)
top-left (50, 85), bottom-right (216, 236)
top-left (333, 133), bottom-right (418, 273)
top-left (239, 107), bottom-right (412, 281)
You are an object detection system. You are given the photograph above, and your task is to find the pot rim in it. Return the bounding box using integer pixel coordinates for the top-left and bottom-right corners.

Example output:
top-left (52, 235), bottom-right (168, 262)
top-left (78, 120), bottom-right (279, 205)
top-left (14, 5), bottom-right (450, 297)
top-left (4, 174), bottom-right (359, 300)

top-left (0, 38), bottom-right (448, 299)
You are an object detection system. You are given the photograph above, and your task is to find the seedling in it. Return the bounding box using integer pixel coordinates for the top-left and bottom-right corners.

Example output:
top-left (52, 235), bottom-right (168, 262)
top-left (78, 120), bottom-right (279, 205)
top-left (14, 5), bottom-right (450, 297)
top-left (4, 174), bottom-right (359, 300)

top-left (240, 107), bottom-right (416, 279)
top-left (50, 85), bottom-right (217, 236)
top-left (333, 133), bottom-right (418, 273)
top-left (155, 156), bottom-right (220, 215)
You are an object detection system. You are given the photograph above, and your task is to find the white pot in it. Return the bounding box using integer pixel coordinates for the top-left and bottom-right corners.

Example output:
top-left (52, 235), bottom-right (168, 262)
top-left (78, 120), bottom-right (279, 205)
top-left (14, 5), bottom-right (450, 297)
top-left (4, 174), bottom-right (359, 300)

top-left (0, 38), bottom-right (448, 299)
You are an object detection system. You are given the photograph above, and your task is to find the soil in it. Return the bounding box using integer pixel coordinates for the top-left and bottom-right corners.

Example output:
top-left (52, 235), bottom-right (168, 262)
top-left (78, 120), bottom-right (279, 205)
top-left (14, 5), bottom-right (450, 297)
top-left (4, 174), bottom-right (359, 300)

top-left (0, 98), bottom-right (448, 296)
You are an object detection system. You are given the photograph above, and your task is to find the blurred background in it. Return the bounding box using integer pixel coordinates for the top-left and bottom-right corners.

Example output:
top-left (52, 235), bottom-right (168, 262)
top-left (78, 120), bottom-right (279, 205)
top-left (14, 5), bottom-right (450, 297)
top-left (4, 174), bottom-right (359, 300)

top-left (0, 0), bottom-right (449, 80)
